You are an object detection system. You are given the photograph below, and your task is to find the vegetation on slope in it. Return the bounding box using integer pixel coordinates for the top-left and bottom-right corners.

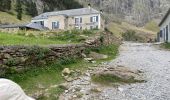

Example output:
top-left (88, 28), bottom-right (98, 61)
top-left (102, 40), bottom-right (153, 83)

top-left (107, 22), bottom-right (157, 42)
top-left (161, 43), bottom-right (170, 49)
top-left (144, 20), bottom-right (159, 32)
top-left (0, 30), bottom-right (98, 45)
top-left (2, 43), bottom-right (119, 99)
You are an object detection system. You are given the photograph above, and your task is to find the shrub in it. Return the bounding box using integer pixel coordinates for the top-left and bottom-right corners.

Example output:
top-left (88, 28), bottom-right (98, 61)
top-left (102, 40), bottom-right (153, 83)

top-left (122, 30), bottom-right (136, 41)
top-left (5, 58), bottom-right (17, 67)
top-left (26, 46), bottom-right (50, 65)
top-left (82, 29), bottom-right (93, 35)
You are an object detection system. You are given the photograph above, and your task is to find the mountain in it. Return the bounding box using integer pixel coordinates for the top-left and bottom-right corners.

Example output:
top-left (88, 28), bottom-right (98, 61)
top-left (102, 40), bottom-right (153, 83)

top-left (77, 0), bottom-right (170, 26)
top-left (0, 0), bottom-right (169, 27)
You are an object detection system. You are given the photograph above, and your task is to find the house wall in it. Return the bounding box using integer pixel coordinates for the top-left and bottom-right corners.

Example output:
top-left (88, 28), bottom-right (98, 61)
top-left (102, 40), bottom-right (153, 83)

top-left (67, 14), bottom-right (101, 30)
top-left (47, 15), bottom-right (66, 30)
top-left (31, 19), bottom-right (48, 28)
top-left (31, 13), bottom-right (105, 30)
top-left (160, 14), bottom-right (170, 42)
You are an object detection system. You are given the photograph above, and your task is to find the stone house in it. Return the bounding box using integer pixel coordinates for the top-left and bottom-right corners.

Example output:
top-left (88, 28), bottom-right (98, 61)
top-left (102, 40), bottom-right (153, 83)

top-left (158, 8), bottom-right (170, 42)
top-left (31, 6), bottom-right (105, 30)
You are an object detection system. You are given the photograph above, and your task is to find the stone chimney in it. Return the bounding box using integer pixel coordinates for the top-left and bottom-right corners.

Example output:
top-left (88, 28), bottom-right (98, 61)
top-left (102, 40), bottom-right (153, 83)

top-left (88, 4), bottom-right (91, 9)
top-left (100, 10), bottom-right (103, 14)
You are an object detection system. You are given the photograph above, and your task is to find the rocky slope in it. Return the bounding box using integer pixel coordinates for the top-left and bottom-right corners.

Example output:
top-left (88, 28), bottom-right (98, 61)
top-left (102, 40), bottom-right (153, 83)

top-left (77, 0), bottom-right (170, 26)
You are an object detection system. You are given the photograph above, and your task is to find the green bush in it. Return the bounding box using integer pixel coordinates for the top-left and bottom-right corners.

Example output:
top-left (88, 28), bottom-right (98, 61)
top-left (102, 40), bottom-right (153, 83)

top-left (5, 58), bottom-right (17, 67)
top-left (122, 30), bottom-right (137, 41)
top-left (26, 46), bottom-right (50, 65)
top-left (82, 29), bottom-right (93, 35)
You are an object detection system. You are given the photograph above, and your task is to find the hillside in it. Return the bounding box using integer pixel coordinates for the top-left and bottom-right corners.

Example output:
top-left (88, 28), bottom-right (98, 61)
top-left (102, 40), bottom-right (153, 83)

top-left (77, 0), bottom-right (170, 26)
top-left (0, 11), bottom-right (31, 24)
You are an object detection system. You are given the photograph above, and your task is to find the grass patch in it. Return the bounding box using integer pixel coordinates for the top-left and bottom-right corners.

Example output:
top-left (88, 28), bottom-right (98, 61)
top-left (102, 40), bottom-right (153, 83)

top-left (85, 44), bottom-right (119, 61)
top-left (0, 11), bottom-right (31, 24)
top-left (161, 43), bottom-right (170, 49)
top-left (144, 20), bottom-right (159, 32)
top-left (92, 74), bottom-right (144, 85)
top-left (49, 29), bottom-right (98, 43)
top-left (0, 32), bottom-right (72, 45)
top-left (1, 57), bottom-right (94, 99)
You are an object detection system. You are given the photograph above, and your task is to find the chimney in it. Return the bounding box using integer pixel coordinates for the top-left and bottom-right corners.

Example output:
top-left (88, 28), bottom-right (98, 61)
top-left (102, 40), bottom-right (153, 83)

top-left (100, 10), bottom-right (103, 14)
top-left (88, 4), bottom-right (91, 9)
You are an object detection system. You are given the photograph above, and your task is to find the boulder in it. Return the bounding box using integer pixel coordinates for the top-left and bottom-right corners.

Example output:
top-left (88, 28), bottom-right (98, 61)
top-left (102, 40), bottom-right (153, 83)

top-left (89, 52), bottom-right (108, 60)
top-left (3, 54), bottom-right (11, 59)
top-left (62, 68), bottom-right (71, 76)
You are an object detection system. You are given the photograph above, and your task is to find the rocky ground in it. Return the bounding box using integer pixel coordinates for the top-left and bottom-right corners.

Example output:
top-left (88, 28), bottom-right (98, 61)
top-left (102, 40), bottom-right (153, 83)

top-left (59, 42), bottom-right (170, 100)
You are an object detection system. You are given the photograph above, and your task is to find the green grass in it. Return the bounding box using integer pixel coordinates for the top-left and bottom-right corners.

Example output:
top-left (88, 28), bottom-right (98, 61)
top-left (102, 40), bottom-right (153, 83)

top-left (85, 44), bottom-right (119, 61)
top-left (92, 74), bottom-right (144, 85)
top-left (0, 32), bottom-right (71, 45)
top-left (2, 58), bottom-right (94, 99)
top-left (1, 43), bottom-right (119, 99)
top-left (161, 43), bottom-right (170, 49)
top-left (0, 11), bottom-right (31, 24)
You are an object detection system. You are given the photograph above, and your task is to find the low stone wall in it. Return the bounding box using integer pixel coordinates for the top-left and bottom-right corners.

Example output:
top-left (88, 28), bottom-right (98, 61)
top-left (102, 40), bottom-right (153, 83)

top-left (0, 32), bottom-right (120, 76)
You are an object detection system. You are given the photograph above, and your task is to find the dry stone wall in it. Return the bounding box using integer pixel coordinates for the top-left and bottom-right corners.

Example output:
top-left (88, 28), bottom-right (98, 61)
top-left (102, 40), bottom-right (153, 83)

top-left (0, 32), bottom-right (119, 76)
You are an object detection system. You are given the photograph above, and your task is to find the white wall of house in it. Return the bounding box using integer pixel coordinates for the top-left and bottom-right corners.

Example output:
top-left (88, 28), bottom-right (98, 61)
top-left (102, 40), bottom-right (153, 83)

top-left (160, 14), bottom-right (170, 42)
top-left (31, 13), bottom-right (103, 30)
top-left (70, 13), bottom-right (101, 30)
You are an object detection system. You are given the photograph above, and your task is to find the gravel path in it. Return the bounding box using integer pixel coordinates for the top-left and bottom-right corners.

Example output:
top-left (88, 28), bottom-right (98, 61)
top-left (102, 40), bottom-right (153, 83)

top-left (60, 42), bottom-right (170, 100)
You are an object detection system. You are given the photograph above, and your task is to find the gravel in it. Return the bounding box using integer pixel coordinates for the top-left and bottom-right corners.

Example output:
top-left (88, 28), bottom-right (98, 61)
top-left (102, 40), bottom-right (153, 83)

top-left (60, 42), bottom-right (170, 100)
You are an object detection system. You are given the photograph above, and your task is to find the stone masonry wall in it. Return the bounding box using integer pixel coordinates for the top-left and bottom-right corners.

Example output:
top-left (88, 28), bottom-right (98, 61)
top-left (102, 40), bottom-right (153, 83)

top-left (0, 32), bottom-right (119, 76)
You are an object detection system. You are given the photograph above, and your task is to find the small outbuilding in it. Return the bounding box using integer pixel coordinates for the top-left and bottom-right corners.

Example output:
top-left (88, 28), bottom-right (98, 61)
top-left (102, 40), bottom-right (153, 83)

top-left (158, 8), bottom-right (170, 42)
top-left (0, 23), bottom-right (47, 32)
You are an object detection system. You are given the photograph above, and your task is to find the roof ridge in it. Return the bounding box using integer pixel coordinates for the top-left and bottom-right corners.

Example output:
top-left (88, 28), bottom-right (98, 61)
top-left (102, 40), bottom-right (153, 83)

top-left (159, 8), bottom-right (170, 26)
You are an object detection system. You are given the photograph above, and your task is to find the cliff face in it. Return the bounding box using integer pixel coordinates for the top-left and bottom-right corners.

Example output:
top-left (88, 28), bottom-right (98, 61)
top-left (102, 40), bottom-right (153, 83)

top-left (77, 0), bottom-right (170, 26)
top-left (27, 0), bottom-right (170, 26)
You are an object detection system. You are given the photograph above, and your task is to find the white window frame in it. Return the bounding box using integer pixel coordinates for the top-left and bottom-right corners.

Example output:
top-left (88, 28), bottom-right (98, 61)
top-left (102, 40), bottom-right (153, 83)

top-left (52, 21), bottom-right (59, 29)
top-left (91, 16), bottom-right (98, 23)
top-left (75, 17), bottom-right (82, 29)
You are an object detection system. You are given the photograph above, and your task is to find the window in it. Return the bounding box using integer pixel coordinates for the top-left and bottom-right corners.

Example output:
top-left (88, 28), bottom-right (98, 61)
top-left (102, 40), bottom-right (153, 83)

top-left (166, 25), bottom-right (169, 41)
top-left (33, 21), bottom-right (44, 26)
top-left (52, 22), bottom-right (59, 29)
top-left (40, 21), bottom-right (44, 26)
top-left (90, 16), bottom-right (99, 22)
top-left (160, 30), bottom-right (163, 38)
top-left (75, 17), bottom-right (82, 24)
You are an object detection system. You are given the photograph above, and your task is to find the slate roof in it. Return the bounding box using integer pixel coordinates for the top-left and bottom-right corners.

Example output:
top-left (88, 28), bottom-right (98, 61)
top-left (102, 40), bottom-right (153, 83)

top-left (0, 24), bottom-right (27, 28)
top-left (159, 8), bottom-right (170, 26)
top-left (32, 8), bottom-right (100, 20)
top-left (0, 23), bottom-right (47, 30)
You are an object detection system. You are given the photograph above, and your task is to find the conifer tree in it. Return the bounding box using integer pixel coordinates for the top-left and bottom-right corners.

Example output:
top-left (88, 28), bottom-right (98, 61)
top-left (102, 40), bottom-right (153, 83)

top-left (15, 0), bottom-right (22, 20)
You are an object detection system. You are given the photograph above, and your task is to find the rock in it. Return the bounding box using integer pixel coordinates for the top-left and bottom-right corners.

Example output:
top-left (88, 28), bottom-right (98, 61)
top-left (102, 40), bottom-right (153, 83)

top-left (65, 77), bottom-right (74, 82)
top-left (73, 95), bottom-right (77, 98)
top-left (91, 87), bottom-right (102, 93)
top-left (81, 53), bottom-right (87, 58)
top-left (58, 83), bottom-right (69, 90)
top-left (84, 58), bottom-right (94, 62)
top-left (62, 68), bottom-right (71, 76)
top-left (65, 90), bottom-right (69, 93)
top-left (37, 84), bottom-right (45, 89)
top-left (85, 72), bottom-right (90, 77)
top-left (91, 61), bottom-right (96, 63)
top-left (20, 57), bottom-right (27, 62)
top-left (118, 87), bottom-right (124, 92)
top-left (3, 54), bottom-right (11, 59)
top-left (89, 52), bottom-right (108, 60)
